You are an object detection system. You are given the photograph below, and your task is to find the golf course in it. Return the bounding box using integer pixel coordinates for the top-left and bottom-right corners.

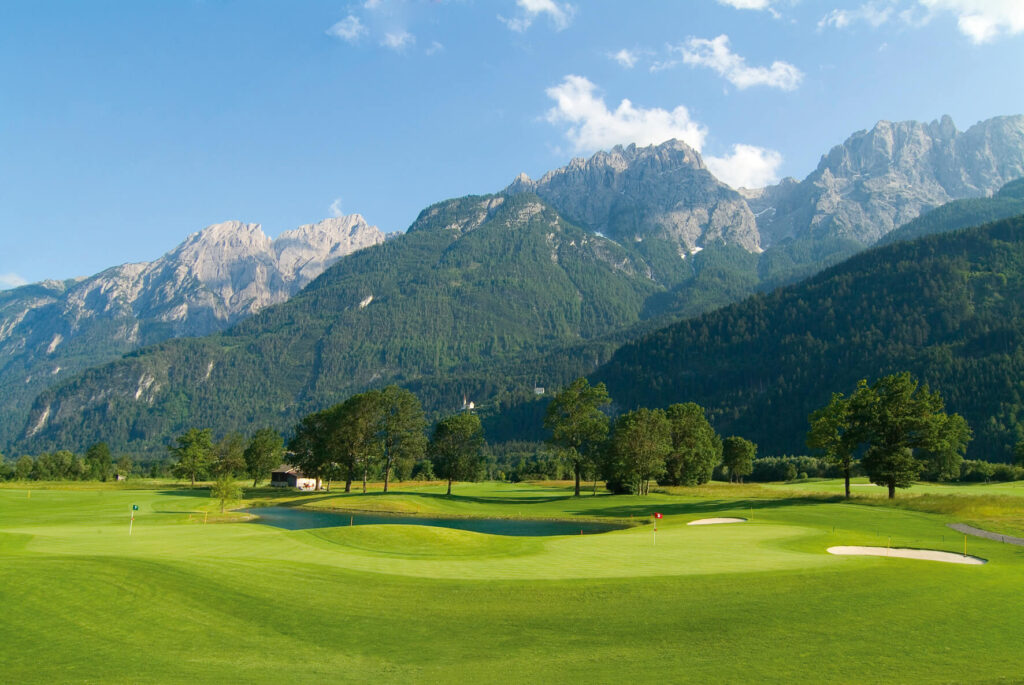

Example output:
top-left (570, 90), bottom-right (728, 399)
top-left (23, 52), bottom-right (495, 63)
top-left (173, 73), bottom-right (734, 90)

top-left (2, 479), bottom-right (1023, 683)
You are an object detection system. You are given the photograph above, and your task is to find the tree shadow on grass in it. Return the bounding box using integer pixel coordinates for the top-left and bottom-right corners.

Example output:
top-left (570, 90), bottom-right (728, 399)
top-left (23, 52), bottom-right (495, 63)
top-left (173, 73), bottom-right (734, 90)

top-left (571, 496), bottom-right (844, 519)
top-left (154, 488), bottom-right (212, 499)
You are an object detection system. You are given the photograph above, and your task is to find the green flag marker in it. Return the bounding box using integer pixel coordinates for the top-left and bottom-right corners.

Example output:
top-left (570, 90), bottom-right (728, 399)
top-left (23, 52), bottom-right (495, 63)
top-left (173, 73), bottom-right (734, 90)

top-left (132, 504), bottom-right (138, 510)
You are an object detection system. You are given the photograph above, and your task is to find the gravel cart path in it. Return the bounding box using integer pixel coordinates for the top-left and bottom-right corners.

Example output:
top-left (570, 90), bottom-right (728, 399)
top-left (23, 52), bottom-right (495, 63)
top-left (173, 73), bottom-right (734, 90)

top-left (948, 523), bottom-right (1024, 546)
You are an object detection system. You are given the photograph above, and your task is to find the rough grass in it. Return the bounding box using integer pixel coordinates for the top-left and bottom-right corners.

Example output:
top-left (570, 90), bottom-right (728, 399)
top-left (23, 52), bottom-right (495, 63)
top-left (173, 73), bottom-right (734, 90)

top-left (2, 481), bottom-right (1024, 682)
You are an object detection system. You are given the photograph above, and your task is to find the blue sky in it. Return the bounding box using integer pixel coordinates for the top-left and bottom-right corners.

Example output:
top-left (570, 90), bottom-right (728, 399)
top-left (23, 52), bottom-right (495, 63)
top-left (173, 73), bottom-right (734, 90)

top-left (2, 0), bottom-right (1023, 286)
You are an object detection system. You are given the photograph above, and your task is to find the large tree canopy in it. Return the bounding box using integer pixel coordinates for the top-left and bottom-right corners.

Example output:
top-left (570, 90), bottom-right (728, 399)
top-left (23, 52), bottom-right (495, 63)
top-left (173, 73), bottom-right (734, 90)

top-left (807, 391), bottom-right (863, 498)
top-left (169, 428), bottom-right (214, 488)
top-left (608, 408), bottom-right (671, 496)
top-left (662, 402), bottom-right (722, 486)
top-left (376, 385), bottom-right (427, 493)
top-left (721, 436), bottom-right (756, 484)
top-left (543, 378), bottom-right (611, 496)
top-left (854, 372), bottom-right (971, 498)
top-left (429, 412), bottom-right (485, 496)
top-left (244, 428), bottom-right (285, 487)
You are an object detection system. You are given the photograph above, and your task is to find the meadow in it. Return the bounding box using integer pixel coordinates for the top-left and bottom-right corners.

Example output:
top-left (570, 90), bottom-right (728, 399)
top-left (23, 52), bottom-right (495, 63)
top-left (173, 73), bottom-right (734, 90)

top-left (1, 480), bottom-right (1023, 683)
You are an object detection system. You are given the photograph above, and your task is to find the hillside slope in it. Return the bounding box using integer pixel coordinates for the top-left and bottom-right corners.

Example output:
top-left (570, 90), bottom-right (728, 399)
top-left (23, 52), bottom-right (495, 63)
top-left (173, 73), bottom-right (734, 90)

top-left (595, 215), bottom-right (1024, 460)
top-left (18, 195), bottom-right (670, 455)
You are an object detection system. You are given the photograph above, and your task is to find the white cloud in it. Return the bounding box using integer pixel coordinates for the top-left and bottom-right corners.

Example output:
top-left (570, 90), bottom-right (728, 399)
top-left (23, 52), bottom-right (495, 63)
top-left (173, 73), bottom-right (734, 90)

top-left (717, 0), bottom-right (781, 19)
top-left (329, 198), bottom-right (344, 218)
top-left (544, 75), bottom-right (784, 188)
top-left (499, 0), bottom-right (575, 32)
top-left (326, 15), bottom-right (366, 42)
top-left (818, 2), bottom-right (896, 30)
top-left (818, 1), bottom-right (1024, 42)
top-left (544, 75), bottom-right (708, 153)
top-left (705, 144), bottom-right (783, 188)
top-left (717, 0), bottom-right (773, 9)
top-left (381, 30), bottom-right (415, 51)
top-left (678, 34), bottom-right (803, 90)
top-left (364, 0), bottom-right (382, 9)
top-left (0, 273), bottom-right (28, 290)
top-left (426, 40), bottom-right (445, 55)
top-left (920, 0), bottom-right (1024, 43)
top-left (610, 48), bottom-right (638, 68)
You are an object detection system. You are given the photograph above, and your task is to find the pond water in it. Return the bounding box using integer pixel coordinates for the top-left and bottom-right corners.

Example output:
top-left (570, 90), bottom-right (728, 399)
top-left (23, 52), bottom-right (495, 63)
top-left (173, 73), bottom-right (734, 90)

top-left (242, 507), bottom-right (628, 537)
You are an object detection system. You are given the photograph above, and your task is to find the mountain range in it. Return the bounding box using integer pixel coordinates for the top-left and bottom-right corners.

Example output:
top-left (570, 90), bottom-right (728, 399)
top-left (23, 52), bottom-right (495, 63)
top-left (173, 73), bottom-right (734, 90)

top-left (5, 114), bottom-right (1024, 458)
top-left (0, 216), bottom-right (383, 447)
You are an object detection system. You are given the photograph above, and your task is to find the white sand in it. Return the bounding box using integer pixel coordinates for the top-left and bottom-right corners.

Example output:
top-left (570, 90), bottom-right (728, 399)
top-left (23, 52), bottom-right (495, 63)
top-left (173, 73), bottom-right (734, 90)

top-left (687, 517), bottom-right (747, 526)
top-left (827, 546), bottom-right (986, 565)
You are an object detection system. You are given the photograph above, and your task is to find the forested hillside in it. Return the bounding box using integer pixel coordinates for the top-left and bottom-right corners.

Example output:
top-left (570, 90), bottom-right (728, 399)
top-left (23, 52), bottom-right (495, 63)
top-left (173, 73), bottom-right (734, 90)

top-left (21, 194), bottom-right (751, 456)
top-left (595, 216), bottom-right (1024, 460)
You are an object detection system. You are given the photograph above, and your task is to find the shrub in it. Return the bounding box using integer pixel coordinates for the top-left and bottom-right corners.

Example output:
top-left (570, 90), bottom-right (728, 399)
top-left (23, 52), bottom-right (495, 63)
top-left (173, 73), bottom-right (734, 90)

top-left (990, 463), bottom-right (1023, 482)
top-left (960, 460), bottom-right (996, 482)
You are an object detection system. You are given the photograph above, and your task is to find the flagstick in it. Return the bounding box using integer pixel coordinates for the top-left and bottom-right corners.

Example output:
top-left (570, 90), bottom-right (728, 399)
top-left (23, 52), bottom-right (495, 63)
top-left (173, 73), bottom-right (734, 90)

top-left (129, 509), bottom-right (134, 537)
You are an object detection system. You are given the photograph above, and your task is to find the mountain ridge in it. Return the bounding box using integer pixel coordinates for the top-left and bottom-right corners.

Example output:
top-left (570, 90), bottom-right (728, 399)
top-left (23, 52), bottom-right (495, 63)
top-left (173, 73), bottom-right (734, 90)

top-left (0, 214), bottom-right (384, 446)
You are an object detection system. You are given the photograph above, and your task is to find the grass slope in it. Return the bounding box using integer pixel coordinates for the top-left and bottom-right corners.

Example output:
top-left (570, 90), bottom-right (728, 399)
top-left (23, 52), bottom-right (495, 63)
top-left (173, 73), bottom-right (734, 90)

top-left (2, 482), bottom-right (1023, 683)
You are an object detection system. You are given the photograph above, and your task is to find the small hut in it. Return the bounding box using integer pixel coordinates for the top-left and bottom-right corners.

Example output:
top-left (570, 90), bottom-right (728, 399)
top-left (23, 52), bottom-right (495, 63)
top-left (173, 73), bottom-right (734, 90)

top-left (270, 465), bottom-right (318, 490)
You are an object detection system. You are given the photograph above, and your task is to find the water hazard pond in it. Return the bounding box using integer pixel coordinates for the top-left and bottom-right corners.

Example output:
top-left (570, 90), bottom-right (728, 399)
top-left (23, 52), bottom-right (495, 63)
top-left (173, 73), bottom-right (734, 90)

top-left (243, 507), bottom-right (629, 537)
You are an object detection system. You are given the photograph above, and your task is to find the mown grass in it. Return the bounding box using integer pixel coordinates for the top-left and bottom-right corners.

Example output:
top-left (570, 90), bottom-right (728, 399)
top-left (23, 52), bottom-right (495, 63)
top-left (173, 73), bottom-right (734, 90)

top-left (1, 481), bottom-right (1023, 682)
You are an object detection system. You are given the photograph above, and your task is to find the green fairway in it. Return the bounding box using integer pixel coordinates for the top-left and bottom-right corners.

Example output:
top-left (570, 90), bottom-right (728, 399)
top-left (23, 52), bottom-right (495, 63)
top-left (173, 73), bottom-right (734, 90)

top-left (2, 482), bottom-right (1023, 683)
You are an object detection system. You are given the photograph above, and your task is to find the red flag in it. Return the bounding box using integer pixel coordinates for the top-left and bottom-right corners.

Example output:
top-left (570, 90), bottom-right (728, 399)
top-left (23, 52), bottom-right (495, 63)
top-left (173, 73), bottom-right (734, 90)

top-left (653, 512), bottom-right (663, 519)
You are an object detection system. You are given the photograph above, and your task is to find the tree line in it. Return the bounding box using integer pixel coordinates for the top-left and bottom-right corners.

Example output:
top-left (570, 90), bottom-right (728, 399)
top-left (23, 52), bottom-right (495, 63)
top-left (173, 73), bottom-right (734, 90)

top-left (12, 373), bottom-right (1019, 502)
top-left (0, 442), bottom-right (132, 482)
top-left (542, 377), bottom-right (754, 496)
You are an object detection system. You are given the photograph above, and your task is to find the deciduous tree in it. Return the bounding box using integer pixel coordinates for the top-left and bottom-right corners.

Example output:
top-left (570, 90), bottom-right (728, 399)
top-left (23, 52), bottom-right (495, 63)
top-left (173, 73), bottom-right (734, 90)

top-left (663, 402), bottom-right (721, 486)
top-left (543, 378), bottom-right (611, 496)
top-left (85, 442), bottom-right (112, 482)
top-left (210, 475), bottom-right (242, 513)
top-left (855, 372), bottom-right (970, 499)
top-left (722, 436), bottom-right (756, 484)
top-left (244, 428), bottom-right (285, 487)
top-left (807, 390), bottom-right (862, 498)
top-left (609, 408), bottom-right (671, 495)
top-left (169, 428), bottom-right (214, 488)
top-left (429, 412), bottom-right (485, 496)
top-left (213, 432), bottom-right (246, 477)
top-left (376, 386), bottom-right (427, 493)
top-left (15, 455), bottom-right (33, 480)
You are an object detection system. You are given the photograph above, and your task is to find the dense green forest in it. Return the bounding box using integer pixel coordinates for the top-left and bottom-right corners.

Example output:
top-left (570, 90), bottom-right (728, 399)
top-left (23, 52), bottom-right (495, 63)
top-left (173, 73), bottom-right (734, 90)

top-left (594, 215), bottom-right (1024, 461)
top-left (17, 194), bottom-right (775, 457)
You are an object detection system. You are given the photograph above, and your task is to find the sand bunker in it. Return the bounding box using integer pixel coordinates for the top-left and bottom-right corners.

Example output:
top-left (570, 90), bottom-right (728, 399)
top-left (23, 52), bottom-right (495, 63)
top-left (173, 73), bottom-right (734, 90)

top-left (827, 546), bottom-right (986, 565)
top-left (687, 517), bottom-right (747, 526)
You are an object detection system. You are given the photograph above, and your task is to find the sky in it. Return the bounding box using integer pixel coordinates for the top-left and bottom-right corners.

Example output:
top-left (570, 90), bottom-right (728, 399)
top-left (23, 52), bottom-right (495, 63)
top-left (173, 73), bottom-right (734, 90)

top-left (2, 0), bottom-right (1024, 287)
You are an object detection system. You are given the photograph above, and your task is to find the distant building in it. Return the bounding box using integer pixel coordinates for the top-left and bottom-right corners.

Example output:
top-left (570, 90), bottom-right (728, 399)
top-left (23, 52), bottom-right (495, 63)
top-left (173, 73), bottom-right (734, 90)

top-left (534, 386), bottom-right (545, 395)
top-left (270, 465), bottom-right (319, 490)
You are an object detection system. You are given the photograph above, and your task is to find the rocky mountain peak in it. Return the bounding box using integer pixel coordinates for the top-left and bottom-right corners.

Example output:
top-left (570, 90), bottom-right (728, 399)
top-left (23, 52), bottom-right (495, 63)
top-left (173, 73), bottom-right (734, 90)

top-left (0, 213), bottom-right (387, 446)
top-left (506, 138), bottom-right (758, 258)
top-left (756, 114), bottom-right (1024, 246)
top-left (274, 214), bottom-right (385, 283)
